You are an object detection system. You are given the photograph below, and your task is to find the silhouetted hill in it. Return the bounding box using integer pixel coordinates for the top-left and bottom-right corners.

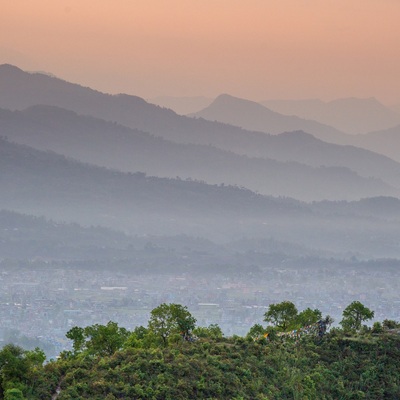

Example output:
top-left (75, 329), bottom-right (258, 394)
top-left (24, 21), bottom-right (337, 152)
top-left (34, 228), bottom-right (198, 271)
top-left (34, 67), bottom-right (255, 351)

top-left (4, 64), bottom-right (400, 185)
top-left (0, 209), bottom-right (134, 260)
top-left (3, 209), bottom-right (343, 269)
top-left (259, 130), bottom-right (400, 190)
top-left (0, 209), bottom-right (230, 265)
top-left (313, 196), bottom-right (400, 220)
top-left (0, 64), bottom-right (347, 150)
top-left (349, 125), bottom-right (400, 162)
top-left (261, 97), bottom-right (400, 134)
top-left (190, 94), bottom-right (349, 143)
top-left (148, 95), bottom-right (213, 115)
top-left (2, 138), bottom-right (400, 257)
top-left (1, 105), bottom-right (398, 201)
top-left (391, 103), bottom-right (400, 114)
top-left (0, 137), bottom-right (313, 238)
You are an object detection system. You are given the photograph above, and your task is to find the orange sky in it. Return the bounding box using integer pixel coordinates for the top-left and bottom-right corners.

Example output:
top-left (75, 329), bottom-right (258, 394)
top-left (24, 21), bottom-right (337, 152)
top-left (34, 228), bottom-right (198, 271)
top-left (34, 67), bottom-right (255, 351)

top-left (1, 0), bottom-right (399, 103)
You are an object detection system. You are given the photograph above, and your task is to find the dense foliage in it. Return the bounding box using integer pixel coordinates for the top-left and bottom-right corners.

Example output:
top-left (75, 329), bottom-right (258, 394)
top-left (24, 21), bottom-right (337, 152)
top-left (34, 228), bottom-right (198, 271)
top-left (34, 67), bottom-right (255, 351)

top-left (0, 302), bottom-right (399, 399)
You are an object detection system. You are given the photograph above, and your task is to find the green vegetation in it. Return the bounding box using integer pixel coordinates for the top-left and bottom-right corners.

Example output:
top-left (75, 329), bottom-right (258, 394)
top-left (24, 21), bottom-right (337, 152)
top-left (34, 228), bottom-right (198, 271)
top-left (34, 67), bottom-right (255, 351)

top-left (66, 322), bottom-right (130, 357)
top-left (340, 301), bottom-right (375, 332)
top-left (148, 303), bottom-right (197, 346)
top-left (263, 300), bottom-right (299, 331)
top-left (1, 301), bottom-right (400, 399)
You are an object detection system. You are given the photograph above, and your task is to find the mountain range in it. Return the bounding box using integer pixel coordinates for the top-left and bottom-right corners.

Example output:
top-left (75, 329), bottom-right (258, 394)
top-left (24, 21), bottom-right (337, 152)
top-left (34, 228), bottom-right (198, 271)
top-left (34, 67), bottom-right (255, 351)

top-left (188, 91), bottom-right (400, 162)
top-left (1, 137), bottom-right (311, 237)
top-left (2, 137), bottom-right (400, 258)
top-left (147, 94), bottom-right (400, 137)
top-left (190, 94), bottom-right (349, 143)
top-left (1, 105), bottom-right (399, 201)
top-left (2, 64), bottom-right (400, 200)
top-left (0, 64), bottom-right (349, 147)
top-left (261, 97), bottom-right (400, 134)
top-left (2, 63), bottom-right (400, 259)
top-left (348, 125), bottom-right (400, 163)
top-left (148, 95), bottom-right (213, 115)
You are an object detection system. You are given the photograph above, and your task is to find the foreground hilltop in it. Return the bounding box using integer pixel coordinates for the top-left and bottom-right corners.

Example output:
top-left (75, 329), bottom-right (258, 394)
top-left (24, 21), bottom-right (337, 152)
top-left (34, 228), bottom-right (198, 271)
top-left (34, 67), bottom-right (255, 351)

top-left (2, 301), bottom-right (400, 399)
top-left (49, 333), bottom-right (400, 399)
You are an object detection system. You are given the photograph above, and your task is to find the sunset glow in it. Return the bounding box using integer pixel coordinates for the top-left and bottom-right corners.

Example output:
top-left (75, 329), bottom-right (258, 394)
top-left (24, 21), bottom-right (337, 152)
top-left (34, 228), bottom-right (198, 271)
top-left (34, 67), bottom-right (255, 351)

top-left (1, 0), bottom-right (400, 103)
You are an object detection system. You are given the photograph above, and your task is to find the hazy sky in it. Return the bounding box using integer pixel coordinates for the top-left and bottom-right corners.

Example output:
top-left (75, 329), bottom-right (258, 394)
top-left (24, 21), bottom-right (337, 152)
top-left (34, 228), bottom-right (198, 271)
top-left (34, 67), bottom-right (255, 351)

top-left (1, 1), bottom-right (399, 104)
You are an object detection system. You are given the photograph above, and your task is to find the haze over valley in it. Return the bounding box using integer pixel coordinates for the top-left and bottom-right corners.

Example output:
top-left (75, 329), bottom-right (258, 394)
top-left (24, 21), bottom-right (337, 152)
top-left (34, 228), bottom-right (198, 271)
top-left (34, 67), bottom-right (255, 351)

top-left (1, 4), bottom-right (400, 383)
top-left (0, 61), bottom-right (400, 360)
top-left (1, 3), bottom-right (400, 398)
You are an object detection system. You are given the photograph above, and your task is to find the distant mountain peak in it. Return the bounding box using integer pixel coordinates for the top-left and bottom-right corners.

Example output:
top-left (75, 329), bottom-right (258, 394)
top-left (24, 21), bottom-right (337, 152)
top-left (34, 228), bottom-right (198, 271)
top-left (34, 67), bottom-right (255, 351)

top-left (214, 93), bottom-right (237, 101)
top-left (261, 96), bottom-right (400, 134)
top-left (329, 96), bottom-right (381, 106)
top-left (0, 63), bottom-right (24, 73)
top-left (213, 93), bottom-right (264, 107)
top-left (192, 93), bottom-right (348, 142)
top-left (202, 94), bottom-right (275, 118)
top-left (0, 64), bottom-right (57, 79)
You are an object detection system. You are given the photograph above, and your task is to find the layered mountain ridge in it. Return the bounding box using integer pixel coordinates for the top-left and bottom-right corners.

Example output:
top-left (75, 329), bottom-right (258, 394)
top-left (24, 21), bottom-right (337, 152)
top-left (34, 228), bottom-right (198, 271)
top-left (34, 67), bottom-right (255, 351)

top-left (190, 93), bottom-right (349, 143)
top-left (1, 105), bottom-right (399, 201)
top-left (2, 64), bottom-right (400, 259)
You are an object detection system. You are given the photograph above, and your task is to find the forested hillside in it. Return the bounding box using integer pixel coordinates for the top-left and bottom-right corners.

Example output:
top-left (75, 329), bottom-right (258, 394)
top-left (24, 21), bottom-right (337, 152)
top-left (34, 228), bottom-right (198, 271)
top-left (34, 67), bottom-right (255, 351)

top-left (1, 301), bottom-right (399, 400)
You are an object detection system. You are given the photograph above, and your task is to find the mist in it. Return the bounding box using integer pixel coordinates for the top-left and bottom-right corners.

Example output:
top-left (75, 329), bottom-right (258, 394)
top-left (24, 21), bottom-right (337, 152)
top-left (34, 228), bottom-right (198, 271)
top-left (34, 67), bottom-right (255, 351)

top-left (0, 64), bottom-right (399, 359)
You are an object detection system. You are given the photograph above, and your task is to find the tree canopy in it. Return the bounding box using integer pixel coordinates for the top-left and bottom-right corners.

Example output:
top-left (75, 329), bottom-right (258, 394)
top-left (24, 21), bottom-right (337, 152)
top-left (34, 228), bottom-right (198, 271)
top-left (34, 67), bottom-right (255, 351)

top-left (148, 303), bottom-right (196, 345)
top-left (264, 301), bottom-right (299, 331)
top-left (340, 301), bottom-right (375, 332)
top-left (66, 321), bottom-right (129, 356)
top-left (2, 300), bottom-right (399, 400)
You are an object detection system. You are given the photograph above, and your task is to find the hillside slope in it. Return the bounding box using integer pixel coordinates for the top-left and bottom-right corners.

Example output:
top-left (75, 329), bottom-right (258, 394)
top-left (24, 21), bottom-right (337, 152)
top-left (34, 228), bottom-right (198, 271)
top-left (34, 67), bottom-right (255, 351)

top-left (261, 97), bottom-right (400, 134)
top-left (1, 105), bottom-right (399, 201)
top-left (191, 93), bottom-right (349, 143)
top-left (2, 139), bottom-right (400, 257)
top-left (349, 125), bottom-right (400, 163)
top-left (0, 64), bottom-right (347, 147)
top-left (34, 334), bottom-right (400, 400)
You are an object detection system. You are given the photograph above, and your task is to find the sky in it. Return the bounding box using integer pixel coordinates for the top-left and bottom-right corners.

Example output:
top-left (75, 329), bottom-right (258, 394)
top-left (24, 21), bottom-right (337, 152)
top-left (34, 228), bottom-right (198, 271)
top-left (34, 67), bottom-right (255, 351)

top-left (1, 0), bottom-right (400, 104)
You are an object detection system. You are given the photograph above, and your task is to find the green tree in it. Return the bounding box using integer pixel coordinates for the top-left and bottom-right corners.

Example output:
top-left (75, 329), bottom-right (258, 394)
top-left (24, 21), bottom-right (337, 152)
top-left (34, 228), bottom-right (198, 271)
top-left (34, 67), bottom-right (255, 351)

top-left (148, 303), bottom-right (196, 345)
top-left (296, 308), bottom-right (322, 327)
top-left (246, 324), bottom-right (266, 340)
top-left (0, 345), bottom-right (29, 393)
top-left (382, 319), bottom-right (399, 330)
top-left (66, 322), bottom-right (129, 356)
top-left (125, 326), bottom-right (160, 349)
top-left (340, 301), bottom-right (374, 332)
top-left (264, 301), bottom-right (298, 331)
top-left (131, 325), bottom-right (149, 340)
top-left (193, 324), bottom-right (223, 339)
top-left (4, 388), bottom-right (25, 400)
top-left (0, 344), bottom-right (43, 397)
top-left (84, 321), bottom-right (129, 356)
top-left (371, 322), bottom-right (383, 334)
top-left (66, 326), bottom-right (85, 354)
